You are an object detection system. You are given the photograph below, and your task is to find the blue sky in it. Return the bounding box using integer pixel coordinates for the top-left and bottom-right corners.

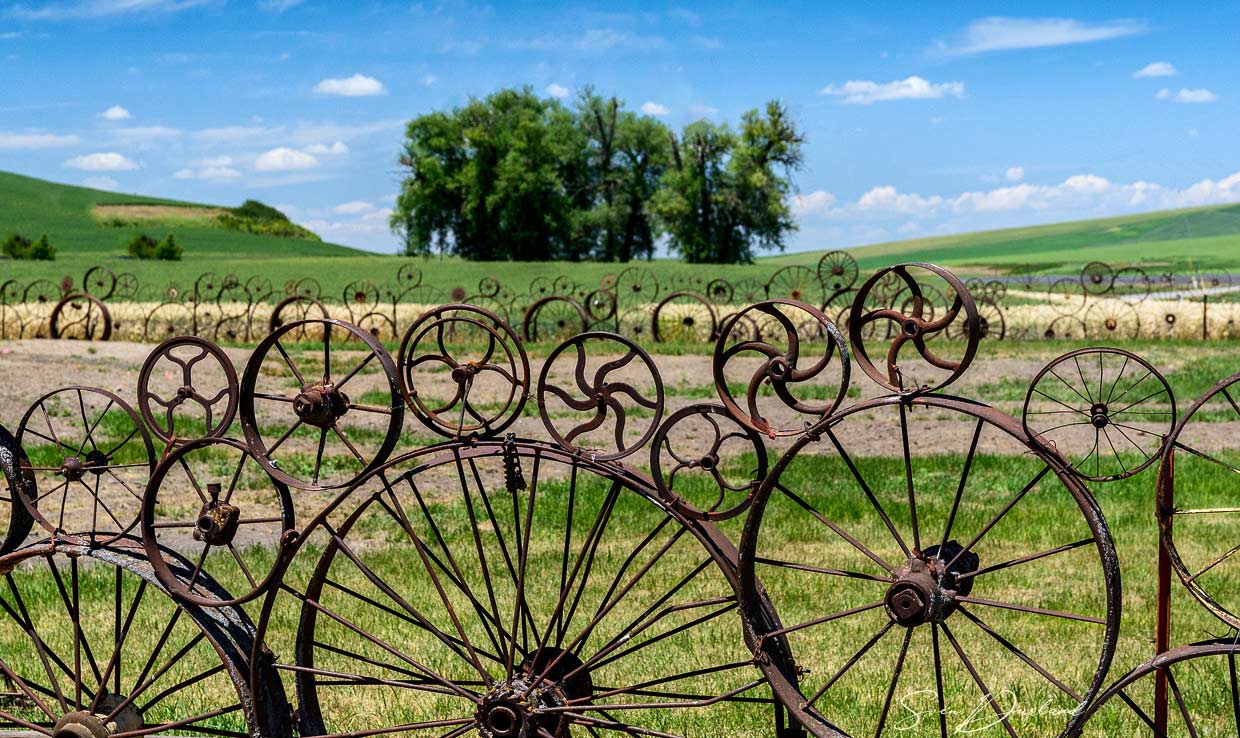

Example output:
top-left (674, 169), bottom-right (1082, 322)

top-left (2, 1), bottom-right (1239, 254)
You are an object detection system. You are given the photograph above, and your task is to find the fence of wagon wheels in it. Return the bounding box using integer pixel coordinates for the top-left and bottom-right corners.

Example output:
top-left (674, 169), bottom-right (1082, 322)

top-left (0, 261), bottom-right (1237, 737)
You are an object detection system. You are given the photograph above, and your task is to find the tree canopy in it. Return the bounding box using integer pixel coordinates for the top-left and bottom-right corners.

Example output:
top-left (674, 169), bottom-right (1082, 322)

top-left (391, 87), bottom-right (804, 263)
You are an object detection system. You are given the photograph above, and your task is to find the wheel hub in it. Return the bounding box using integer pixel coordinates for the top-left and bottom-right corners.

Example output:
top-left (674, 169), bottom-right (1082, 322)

top-left (52, 694), bottom-right (142, 738)
top-left (194, 497), bottom-right (241, 546)
top-left (1090, 402), bottom-right (1110, 429)
top-left (901, 319), bottom-right (922, 338)
top-left (59, 456), bottom-right (87, 482)
top-left (884, 542), bottom-right (979, 627)
top-left (293, 384), bottom-right (350, 429)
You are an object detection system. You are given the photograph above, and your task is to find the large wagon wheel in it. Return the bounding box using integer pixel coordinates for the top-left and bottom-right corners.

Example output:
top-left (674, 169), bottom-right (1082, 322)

top-left (1114, 266), bottom-right (1151, 302)
top-left (766, 265), bottom-right (824, 304)
top-left (817, 250), bottom-right (860, 293)
top-left (1048, 278), bottom-right (1086, 316)
top-left (613, 266), bottom-right (660, 306)
top-left (240, 318), bottom-right (404, 490)
top-left (651, 291), bottom-right (718, 343)
top-left (15, 388), bottom-right (155, 546)
top-left (0, 537), bottom-right (290, 737)
top-left (255, 441), bottom-right (784, 737)
top-left (521, 296), bottom-right (589, 343)
top-left (1023, 348), bottom-right (1174, 482)
top-left (1070, 639), bottom-right (1240, 736)
top-left (0, 423), bottom-right (35, 555)
top-left (82, 266), bottom-right (117, 301)
top-left (1085, 301), bottom-right (1141, 340)
top-left (1081, 262), bottom-right (1115, 295)
top-left (739, 394), bottom-right (1120, 738)
top-left (49, 293), bottom-right (112, 341)
top-left (1157, 370), bottom-right (1240, 628)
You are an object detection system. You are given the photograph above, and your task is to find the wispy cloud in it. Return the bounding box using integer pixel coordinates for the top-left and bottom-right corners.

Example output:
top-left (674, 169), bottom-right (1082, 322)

top-left (7, 0), bottom-right (214, 21)
top-left (640, 101), bottom-right (669, 116)
top-left (98, 104), bottom-right (131, 120)
top-left (936, 17), bottom-right (1147, 56)
top-left (508, 28), bottom-right (666, 54)
top-left (63, 151), bottom-right (138, 171)
top-left (1133, 61), bottom-right (1176, 78)
top-left (820, 76), bottom-right (965, 105)
top-left (254, 146), bottom-right (318, 172)
top-left (1156, 87), bottom-right (1217, 103)
top-left (0, 130), bottom-right (79, 148)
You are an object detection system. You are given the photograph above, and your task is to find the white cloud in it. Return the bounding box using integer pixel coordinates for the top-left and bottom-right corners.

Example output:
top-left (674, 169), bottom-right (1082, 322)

top-left (790, 190), bottom-right (837, 215)
top-left (333, 200), bottom-right (376, 215)
top-left (8, 0), bottom-right (212, 20)
top-left (1133, 61), bottom-right (1176, 78)
top-left (1170, 88), bottom-right (1217, 103)
top-left (688, 103), bottom-right (720, 117)
top-left (254, 146), bottom-right (319, 171)
top-left (546, 83), bottom-right (570, 99)
top-left (174, 156), bottom-right (241, 181)
top-left (63, 152), bottom-right (138, 171)
top-left (1005, 166), bottom-right (1024, 182)
top-left (99, 105), bottom-right (131, 120)
top-left (939, 17), bottom-right (1147, 56)
top-left (0, 131), bottom-right (80, 149)
top-left (303, 141), bottom-right (349, 155)
top-left (820, 76), bottom-right (965, 105)
top-left (82, 176), bottom-right (119, 190)
top-left (640, 101), bottom-right (669, 116)
top-left (420, 73), bottom-right (437, 86)
top-left (313, 73), bottom-right (387, 97)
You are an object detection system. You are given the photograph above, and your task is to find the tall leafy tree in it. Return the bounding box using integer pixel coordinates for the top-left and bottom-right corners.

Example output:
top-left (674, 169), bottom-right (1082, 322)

top-left (653, 101), bottom-right (805, 263)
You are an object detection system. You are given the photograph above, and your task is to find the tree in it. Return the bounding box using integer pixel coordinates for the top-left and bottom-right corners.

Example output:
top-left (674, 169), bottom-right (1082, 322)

top-left (127, 233), bottom-right (158, 259)
top-left (28, 234), bottom-right (55, 261)
top-left (3, 234), bottom-right (31, 259)
top-left (653, 101), bottom-right (805, 263)
top-left (155, 234), bottom-right (183, 261)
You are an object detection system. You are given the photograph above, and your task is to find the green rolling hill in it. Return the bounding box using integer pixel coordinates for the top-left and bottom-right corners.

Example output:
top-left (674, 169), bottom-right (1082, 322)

top-left (763, 203), bottom-right (1240, 274)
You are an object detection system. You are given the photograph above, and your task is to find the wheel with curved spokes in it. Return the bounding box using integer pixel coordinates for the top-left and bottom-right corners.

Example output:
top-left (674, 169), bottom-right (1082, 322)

top-left (240, 318), bottom-right (404, 490)
top-left (1158, 370), bottom-right (1240, 629)
top-left (1070, 639), bottom-right (1240, 737)
top-left (739, 394), bottom-right (1120, 738)
top-left (255, 441), bottom-right (782, 738)
top-left (651, 291), bottom-right (717, 343)
top-left (15, 387), bottom-right (155, 546)
top-left (0, 423), bottom-right (35, 555)
top-left (651, 403), bottom-right (767, 521)
top-left (49, 293), bottom-right (112, 341)
top-left (1023, 348), bottom-right (1174, 482)
top-left (0, 537), bottom-right (290, 737)
top-left (137, 336), bottom-right (239, 448)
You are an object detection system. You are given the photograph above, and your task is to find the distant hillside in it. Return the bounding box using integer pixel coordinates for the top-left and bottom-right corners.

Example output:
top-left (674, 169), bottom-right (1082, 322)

top-left (0, 170), bottom-right (364, 259)
top-left (766, 203), bottom-right (1240, 274)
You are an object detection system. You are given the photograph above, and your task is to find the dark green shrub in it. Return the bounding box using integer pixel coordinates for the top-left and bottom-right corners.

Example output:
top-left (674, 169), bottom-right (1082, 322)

top-left (2, 233), bottom-right (31, 258)
top-left (28, 234), bottom-right (55, 261)
top-left (127, 233), bottom-right (158, 259)
top-left (232, 199), bottom-right (288, 222)
top-left (155, 234), bottom-right (183, 261)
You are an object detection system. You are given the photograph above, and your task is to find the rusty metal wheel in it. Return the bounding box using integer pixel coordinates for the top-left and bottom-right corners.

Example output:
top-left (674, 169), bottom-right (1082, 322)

top-left (256, 441), bottom-right (780, 738)
top-left (1049, 278), bottom-right (1087, 316)
top-left (705, 278), bottom-right (734, 305)
top-left (583, 289), bottom-right (617, 326)
top-left (141, 301), bottom-right (194, 342)
top-left (137, 336), bottom-right (239, 448)
top-left (142, 437), bottom-right (295, 607)
top-left (817, 250), bottom-right (860, 293)
top-left (354, 310), bottom-right (399, 343)
top-left (713, 300), bottom-right (850, 438)
top-left (268, 295), bottom-right (330, 338)
top-left (1085, 301), bottom-right (1141, 340)
top-left (651, 291), bottom-right (717, 343)
top-left (49, 293), bottom-right (112, 341)
top-left (945, 297), bottom-right (1005, 342)
top-left (397, 263), bottom-right (423, 290)
top-left (614, 266), bottom-right (659, 306)
top-left (1044, 315), bottom-right (1088, 340)
top-left (1115, 267), bottom-right (1151, 302)
top-left (82, 266), bottom-right (117, 300)
top-left (1081, 262), bottom-right (1115, 295)
top-left (1023, 348), bottom-right (1174, 482)
top-left (240, 318), bottom-right (404, 490)
top-left (766, 265), bottom-right (824, 305)
top-left (537, 332), bottom-right (664, 460)
top-left (0, 536), bottom-right (290, 737)
top-left (522, 296), bottom-right (589, 343)
top-left (740, 394), bottom-right (1120, 738)
top-left (1070, 639), bottom-right (1240, 736)
top-left (0, 424), bottom-right (35, 555)
top-left (15, 387), bottom-right (155, 546)
top-left (650, 403), bottom-right (767, 521)
top-left (1158, 370), bottom-right (1240, 629)
top-left (398, 304), bottom-right (530, 440)
top-left (849, 263), bottom-right (978, 394)
top-left (478, 276), bottom-right (502, 298)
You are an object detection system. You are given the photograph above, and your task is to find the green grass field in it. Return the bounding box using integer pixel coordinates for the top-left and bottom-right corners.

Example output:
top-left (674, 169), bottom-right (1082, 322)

top-left (4, 171), bottom-right (1240, 303)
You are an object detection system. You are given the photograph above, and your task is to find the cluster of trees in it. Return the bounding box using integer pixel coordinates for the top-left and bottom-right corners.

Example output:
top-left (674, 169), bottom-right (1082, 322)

top-left (127, 233), bottom-right (183, 261)
top-left (3, 234), bottom-right (56, 260)
top-left (218, 200), bottom-right (320, 240)
top-left (390, 87), bottom-right (805, 264)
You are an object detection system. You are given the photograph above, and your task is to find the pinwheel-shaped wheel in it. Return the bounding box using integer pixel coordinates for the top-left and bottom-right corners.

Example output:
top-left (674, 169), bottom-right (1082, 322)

top-left (398, 304), bottom-right (531, 439)
top-left (15, 387), bottom-right (156, 546)
top-left (650, 403), bottom-right (767, 520)
top-left (240, 318), bottom-right (404, 490)
top-left (49, 292), bottom-right (112, 340)
top-left (537, 332), bottom-right (664, 460)
top-left (817, 249), bottom-right (860, 293)
top-left (0, 423), bottom-right (35, 555)
top-left (1023, 348), bottom-right (1175, 482)
top-left (848, 263), bottom-right (979, 393)
top-left (137, 336), bottom-right (239, 447)
top-left (713, 300), bottom-right (850, 437)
